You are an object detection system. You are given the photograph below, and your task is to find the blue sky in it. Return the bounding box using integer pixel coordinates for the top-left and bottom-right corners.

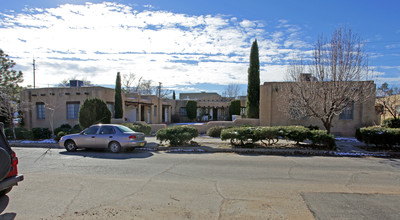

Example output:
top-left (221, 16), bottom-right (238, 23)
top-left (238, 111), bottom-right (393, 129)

top-left (0, 0), bottom-right (399, 95)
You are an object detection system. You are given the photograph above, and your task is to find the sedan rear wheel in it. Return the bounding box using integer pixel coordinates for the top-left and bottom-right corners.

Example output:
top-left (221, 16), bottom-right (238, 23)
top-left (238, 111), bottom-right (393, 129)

top-left (65, 140), bottom-right (77, 152)
top-left (109, 141), bottom-right (121, 153)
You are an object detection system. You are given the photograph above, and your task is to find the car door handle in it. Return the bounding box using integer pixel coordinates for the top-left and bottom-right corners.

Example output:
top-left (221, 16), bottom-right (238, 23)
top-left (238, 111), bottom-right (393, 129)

top-left (91, 136), bottom-right (95, 138)
top-left (109, 136), bottom-right (113, 138)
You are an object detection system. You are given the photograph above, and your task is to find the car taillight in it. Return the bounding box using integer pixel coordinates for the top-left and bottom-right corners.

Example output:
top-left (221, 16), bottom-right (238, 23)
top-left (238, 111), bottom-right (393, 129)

top-left (129, 135), bottom-right (136, 140)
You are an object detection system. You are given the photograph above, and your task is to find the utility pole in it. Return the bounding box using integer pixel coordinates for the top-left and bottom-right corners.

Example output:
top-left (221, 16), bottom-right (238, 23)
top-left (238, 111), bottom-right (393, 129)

top-left (32, 58), bottom-right (36, 88)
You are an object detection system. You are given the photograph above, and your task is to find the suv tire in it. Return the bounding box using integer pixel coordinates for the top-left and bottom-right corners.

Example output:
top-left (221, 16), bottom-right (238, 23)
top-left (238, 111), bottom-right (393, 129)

top-left (0, 148), bottom-right (11, 181)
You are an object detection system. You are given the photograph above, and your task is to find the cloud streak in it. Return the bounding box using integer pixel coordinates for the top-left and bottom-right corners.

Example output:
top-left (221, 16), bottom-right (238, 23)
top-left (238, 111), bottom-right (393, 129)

top-left (0, 2), bottom-right (310, 90)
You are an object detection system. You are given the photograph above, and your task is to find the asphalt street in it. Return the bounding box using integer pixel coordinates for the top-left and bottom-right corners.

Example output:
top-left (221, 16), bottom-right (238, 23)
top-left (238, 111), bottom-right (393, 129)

top-left (1, 147), bottom-right (400, 219)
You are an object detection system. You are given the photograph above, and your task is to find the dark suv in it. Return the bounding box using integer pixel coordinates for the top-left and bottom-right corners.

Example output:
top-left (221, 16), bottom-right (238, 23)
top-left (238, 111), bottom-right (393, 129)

top-left (0, 129), bottom-right (23, 196)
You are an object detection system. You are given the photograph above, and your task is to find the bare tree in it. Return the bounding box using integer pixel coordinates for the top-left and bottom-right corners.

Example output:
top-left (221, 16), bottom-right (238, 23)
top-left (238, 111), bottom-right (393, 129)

top-left (281, 27), bottom-right (374, 133)
top-left (223, 83), bottom-right (241, 98)
top-left (122, 72), bottom-right (136, 93)
top-left (376, 83), bottom-right (400, 120)
top-left (134, 77), bottom-right (154, 95)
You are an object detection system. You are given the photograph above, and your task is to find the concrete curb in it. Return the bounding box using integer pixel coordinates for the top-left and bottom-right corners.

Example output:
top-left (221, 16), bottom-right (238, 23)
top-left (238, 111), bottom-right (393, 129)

top-left (9, 142), bottom-right (400, 158)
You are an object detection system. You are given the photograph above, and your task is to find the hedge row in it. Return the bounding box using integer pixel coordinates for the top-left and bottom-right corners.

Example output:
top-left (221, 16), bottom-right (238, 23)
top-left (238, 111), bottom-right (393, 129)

top-left (356, 126), bottom-right (400, 148)
top-left (122, 123), bottom-right (152, 135)
top-left (220, 126), bottom-right (336, 149)
top-left (156, 126), bottom-right (198, 146)
top-left (5, 124), bottom-right (82, 141)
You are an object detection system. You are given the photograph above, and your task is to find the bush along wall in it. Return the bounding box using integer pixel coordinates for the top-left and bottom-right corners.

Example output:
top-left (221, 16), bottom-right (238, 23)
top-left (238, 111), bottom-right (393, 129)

top-left (221, 125), bottom-right (335, 149)
top-left (122, 123), bottom-right (152, 135)
top-left (356, 126), bottom-right (400, 148)
top-left (156, 126), bottom-right (198, 146)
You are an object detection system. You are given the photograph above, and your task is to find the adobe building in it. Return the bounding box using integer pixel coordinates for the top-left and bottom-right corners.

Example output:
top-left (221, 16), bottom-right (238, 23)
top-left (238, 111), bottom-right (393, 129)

top-left (259, 81), bottom-right (378, 136)
top-left (174, 92), bottom-right (246, 122)
top-left (20, 81), bottom-right (173, 130)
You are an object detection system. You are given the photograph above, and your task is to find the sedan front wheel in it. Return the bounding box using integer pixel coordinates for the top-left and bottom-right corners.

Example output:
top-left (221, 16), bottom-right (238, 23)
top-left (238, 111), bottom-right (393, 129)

top-left (65, 140), bottom-right (77, 152)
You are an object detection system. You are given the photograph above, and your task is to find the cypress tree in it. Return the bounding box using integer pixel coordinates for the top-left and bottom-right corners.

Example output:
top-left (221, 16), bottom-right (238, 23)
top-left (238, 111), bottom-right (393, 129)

top-left (246, 40), bottom-right (260, 118)
top-left (172, 91), bottom-right (176, 100)
top-left (114, 72), bottom-right (123, 118)
top-left (186, 100), bottom-right (197, 121)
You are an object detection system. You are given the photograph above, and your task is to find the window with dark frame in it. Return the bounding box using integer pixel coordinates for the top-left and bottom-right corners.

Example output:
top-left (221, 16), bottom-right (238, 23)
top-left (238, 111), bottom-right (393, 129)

top-left (339, 102), bottom-right (354, 120)
top-left (67, 102), bottom-right (80, 119)
top-left (36, 103), bottom-right (45, 119)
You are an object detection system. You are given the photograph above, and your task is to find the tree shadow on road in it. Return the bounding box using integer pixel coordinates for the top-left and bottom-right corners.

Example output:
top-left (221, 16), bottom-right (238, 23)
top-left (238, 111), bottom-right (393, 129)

top-left (59, 149), bottom-right (154, 160)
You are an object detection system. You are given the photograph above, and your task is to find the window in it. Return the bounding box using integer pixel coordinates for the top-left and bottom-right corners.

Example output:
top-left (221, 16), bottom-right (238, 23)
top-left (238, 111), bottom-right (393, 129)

top-left (36, 103), bottom-right (45, 119)
top-left (339, 102), bottom-right (354, 120)
top-left (99, 126), bottom-right (115, 135)
top-left (179, 107), bottom-right (187, 116)
top-left (67, 102), bottom-right (80, 119)
top-left (83, 126), bottom-right (99, 135)
top-left (107, 103), bottom-right (114, 118)
top-left (154, 105), bottom-right (157, 117)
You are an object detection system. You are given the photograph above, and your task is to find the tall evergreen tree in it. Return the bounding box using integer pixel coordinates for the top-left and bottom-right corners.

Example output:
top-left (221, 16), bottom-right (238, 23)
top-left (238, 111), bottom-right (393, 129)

top-left (172, 91), bottom-right (176, 100)
top-left (114, 72), bottom-right (123, 119)
top-left (246, 40), bottom-right (260, 118)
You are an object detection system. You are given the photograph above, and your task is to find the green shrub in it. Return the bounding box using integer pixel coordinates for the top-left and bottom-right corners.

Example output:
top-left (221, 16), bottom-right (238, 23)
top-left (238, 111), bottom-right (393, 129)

top-left (71, 124), bottom-right (82, 133)
top-left (229, 100), bottom-right (241, 120)
top-left (253, 127), bottom-right (280, 145)
top-left (122, 123), bottom-right (151, 135)
top-left (220, 127), bottom-right (258, 146)
top-left (15, 128), bottom-right (33, 140)
top-left (31, 127), bottom-right (52, 140)
top-left (55, 131), bottom-right (66, 142)
top-left (308, 130), bottom-right (336, 150)
top-left (207, 126), bottom-right (226, 138)
top-left (382, 118), bottom-right (400, 128)
top-left (54, 124), bottom-right (72, 136)
top-left (5, 127), bottom-right (34, 140)
top-left (277, 126), bottom-right (310, 144)
top-left (357, 126), bottom-right (400, 148)
top-left (355, 128), bottom-right (362, 142)
top-left (186, 100), bottom-right (197, 121)
top-left (156, 126), bottom-right (198, 146)
top-left (79, 98), bottom-right (111, 128)
top-left (307, 125), bottom-right (320, 130)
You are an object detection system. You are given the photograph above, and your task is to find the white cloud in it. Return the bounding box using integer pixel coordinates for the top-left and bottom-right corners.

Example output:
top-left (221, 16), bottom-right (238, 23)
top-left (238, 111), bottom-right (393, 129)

top-left (0, 2), bottom-right (309, 91)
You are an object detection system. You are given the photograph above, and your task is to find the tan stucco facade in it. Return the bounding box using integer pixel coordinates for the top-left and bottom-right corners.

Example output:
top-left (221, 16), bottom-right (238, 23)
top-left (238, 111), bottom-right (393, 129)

top-left (174, 92), bottom-right (246, 122)
top-left (259, 81), bottom-right (378, 136)
top-left (20, 86), bottom-right (172, 130)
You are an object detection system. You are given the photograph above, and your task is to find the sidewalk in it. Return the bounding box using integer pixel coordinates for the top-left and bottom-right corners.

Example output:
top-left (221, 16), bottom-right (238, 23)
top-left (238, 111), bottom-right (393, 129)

top-left (8, 136), bottom-right (400, 158)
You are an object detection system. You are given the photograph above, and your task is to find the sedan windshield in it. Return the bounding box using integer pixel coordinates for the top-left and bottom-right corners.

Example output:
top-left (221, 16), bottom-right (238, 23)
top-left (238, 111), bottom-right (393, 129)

top-left (116, 125), bottom-right (134, 133)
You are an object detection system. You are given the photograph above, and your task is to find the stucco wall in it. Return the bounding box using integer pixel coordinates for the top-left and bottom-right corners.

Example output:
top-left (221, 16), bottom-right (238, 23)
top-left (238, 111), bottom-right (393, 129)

top-left (259, 81), bottom-right (378, 136)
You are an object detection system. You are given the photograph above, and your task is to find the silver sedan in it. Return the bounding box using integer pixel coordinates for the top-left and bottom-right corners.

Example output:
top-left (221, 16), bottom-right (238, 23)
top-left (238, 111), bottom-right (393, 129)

top-left (59, 124), bottom-right (147, 153)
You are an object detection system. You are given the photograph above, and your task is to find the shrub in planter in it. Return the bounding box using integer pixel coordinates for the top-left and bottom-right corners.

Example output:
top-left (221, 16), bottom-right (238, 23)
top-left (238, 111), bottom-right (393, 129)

top-left (358, 126), bottom-right (400, 148)
top-left (277, 126), bottom-right (310, 144)
top-left (15, 128), bottom-right (33, 140)
top-left (55, 131), bottom-right (66, 142)
top-left (308, 130), bottom-right (336, 150)
top-left (122, 123), bottom-right (151, 135)
top-left (207, 126), bottom-right (226, 138)
top-left (31, 127), bottom-right (52, 140)
top-left (71, 124), bottom-right (82, 133)
top-left (382, 118), bottom-right (400, 128)
top-left (220, 127), bottom-right (258, 146)
top-left (253, 127), bottom-right (280, 145)
top-left (156, 126), bottom-right (198, 146)
top-left (54, 124), bottom-right (72, 136)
